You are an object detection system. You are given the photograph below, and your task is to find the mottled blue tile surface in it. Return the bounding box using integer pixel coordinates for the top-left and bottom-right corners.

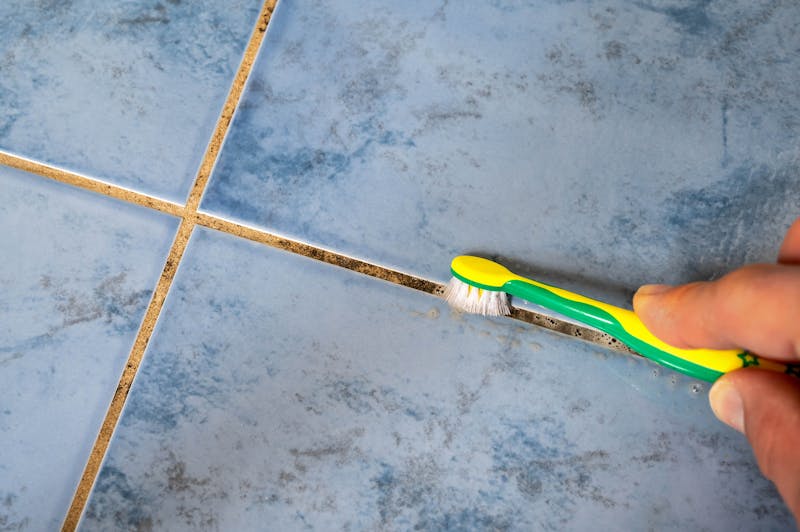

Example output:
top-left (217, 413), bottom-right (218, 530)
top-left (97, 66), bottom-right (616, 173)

top-left (0, 0), bottom-right (262, 201)
top-left (81, 228), bottom-right (791, 530)
top-left (202, 0), bottom-right (800, 306)
top-left (0, 167), bottom-right (178, 529)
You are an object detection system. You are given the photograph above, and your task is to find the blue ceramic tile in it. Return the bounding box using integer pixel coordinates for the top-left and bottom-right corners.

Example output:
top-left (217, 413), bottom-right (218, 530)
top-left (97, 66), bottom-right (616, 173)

top-left (0, 167), bottom-right (178, 530)
top-left (81, 228), bottom-right (790, 530)
top-left (202, 0), bottom-right (800, 306)
top-left (0, 0), bottom-right (262, 202)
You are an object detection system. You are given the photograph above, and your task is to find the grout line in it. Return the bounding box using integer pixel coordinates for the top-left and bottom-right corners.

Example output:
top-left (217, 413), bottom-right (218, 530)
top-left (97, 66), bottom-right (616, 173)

top-left (194, 213), bottom-right (441, 294)
top-left (0, 151), bottom-right (185, 218)
top-left (184, 0), bottom-right (276, 211)
top-left (60, 218), bottom-right (193, 531)
top-left (195, 213), bottom-right (636, 356)
top-left (509, 307), bottom-right (637, 355)
top-left (60, 1), bottom-right (278, 530)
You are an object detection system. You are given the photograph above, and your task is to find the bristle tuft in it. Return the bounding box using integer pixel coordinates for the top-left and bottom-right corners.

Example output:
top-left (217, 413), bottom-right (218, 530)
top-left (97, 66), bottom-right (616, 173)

top-left (443, 277), bottom-right (510, 316)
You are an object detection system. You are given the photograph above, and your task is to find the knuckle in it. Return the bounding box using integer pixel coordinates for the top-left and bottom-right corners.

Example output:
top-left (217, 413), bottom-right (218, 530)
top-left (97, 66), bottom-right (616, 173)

top-left (720, 264), bottom-right (770, 296)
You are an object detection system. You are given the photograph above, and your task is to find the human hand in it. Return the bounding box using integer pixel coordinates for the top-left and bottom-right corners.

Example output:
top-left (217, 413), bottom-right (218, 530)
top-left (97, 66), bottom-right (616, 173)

top-left (633, 217), bottom-right (800, 520)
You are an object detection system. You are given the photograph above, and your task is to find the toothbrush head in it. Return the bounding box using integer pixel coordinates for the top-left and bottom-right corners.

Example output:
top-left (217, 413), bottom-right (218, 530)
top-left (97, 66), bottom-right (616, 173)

top-left (443, 276), bottom-right (511, 316)
top-left (444, 256), bottom-right (517, 316)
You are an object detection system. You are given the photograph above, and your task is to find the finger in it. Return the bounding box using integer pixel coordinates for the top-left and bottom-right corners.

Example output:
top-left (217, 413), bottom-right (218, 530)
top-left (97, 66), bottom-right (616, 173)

top-left (778, 217), bottom-right (800, 265)
top-left (709, 369), bottom-right (800, 521)
top-left (633, 264), bottom-right (800, 360)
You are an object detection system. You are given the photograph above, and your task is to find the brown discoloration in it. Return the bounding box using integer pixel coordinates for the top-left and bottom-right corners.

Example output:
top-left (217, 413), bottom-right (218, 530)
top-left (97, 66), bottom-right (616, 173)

top-left (193, 212), bottom-right (442, 294)
top-left (166, 459), bottom-right (211, 493)
top-left (509, 307), bottom-right (637, 355)
top-left (0, 150), bottom-right (184, 218)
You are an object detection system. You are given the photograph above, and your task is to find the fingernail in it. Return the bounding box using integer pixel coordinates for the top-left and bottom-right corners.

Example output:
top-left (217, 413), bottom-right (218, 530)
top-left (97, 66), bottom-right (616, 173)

top-left (709, 379), bottom-right (745, 433)
top-left (635, 284), bottom-right (672, 297)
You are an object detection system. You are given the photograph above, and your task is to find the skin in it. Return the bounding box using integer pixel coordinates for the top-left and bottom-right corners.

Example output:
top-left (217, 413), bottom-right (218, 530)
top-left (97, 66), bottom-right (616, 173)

top-left (633, 217), bottom-right (800, 522)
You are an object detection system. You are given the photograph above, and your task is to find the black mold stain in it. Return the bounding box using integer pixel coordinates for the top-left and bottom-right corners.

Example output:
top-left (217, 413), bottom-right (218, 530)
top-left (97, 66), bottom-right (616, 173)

top-left (320, 378), bottom-right (430, 420)
top-left (119, 15), bottom-right (169, 25)
top-left (632, 432), bottom-right (675, 465)
top-left (289, 427), bottom-right (365, 469)
top-left (166, 460), bottom-right (210, 493)
top-left (0, 273), bottom-right (150, 357)
top-left (604, 40), bottom-right (625, 60)
top-left (45, 272), bottom-right (150, 332)
top-left (538, 43), bottom-right (601, 117)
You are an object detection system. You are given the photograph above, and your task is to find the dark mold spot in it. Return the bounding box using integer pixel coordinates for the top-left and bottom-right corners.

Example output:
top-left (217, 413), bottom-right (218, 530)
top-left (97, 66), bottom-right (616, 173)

top-left (166, 460), bottom-right (210, 493)
top-left (604, 40), bottom-right (625, 60)
top-left (50, 272), bottom-right (150, 331)
top-left (119, 14), bottom-right (170, 25)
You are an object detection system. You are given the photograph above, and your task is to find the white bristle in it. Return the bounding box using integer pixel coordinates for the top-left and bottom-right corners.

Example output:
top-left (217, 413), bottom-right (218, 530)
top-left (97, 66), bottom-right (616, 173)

top-left (443, 277), bottom-right (511, 317)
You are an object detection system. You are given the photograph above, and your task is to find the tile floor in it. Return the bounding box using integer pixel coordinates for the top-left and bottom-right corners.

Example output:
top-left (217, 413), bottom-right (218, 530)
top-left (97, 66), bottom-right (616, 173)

top-left (1, 0), bottom-right (799, 530)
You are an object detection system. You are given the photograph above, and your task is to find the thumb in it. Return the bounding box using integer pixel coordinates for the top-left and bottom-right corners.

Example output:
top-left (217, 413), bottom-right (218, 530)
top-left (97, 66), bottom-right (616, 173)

top-left (632, 264), bottom-right (800, 360)
top-left (710, 369), bottom-right (800, 520)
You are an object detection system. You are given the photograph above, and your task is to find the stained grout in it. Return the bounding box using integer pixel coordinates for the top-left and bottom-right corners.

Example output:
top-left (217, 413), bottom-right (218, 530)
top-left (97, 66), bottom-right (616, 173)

top-left (0, 151), bottom-right (185, 218)
top-left (197, 211), bottom-right (636, 357)
top-left (194, 213), bottom-right (442, 294)
top-left (193, 214), bottom-right (636, 356)
top-left (509, 307), bottom-right (637, 355)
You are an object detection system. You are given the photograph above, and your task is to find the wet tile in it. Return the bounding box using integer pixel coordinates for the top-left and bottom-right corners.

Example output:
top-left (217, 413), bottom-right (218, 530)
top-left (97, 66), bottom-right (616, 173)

top-left (81, 228), bottom-right (790, 530)
top-left (0, 167), bottom-right (178, 530)
top-left (0, 0), bottom-right (262, 202)
top-left (202, 0), bottom-right (800, 306)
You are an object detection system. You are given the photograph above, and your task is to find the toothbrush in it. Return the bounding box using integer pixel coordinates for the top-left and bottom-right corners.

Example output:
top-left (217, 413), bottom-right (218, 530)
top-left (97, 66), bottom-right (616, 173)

top-left (444, 255), bottom-right (796, 382)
